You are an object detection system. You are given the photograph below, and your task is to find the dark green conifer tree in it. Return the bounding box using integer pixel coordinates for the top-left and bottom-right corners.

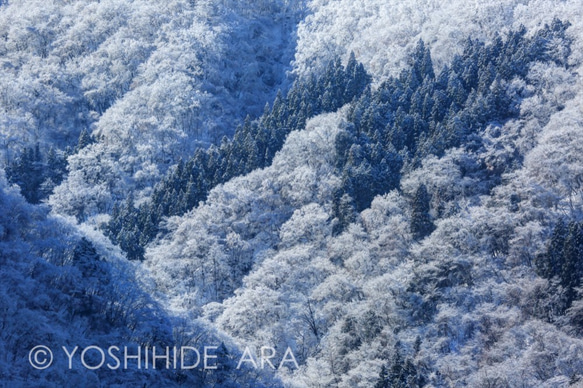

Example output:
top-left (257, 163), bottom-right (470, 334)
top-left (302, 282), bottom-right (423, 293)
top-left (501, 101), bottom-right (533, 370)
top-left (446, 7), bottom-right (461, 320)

top-left (410, 184), bottom-right (434, 240)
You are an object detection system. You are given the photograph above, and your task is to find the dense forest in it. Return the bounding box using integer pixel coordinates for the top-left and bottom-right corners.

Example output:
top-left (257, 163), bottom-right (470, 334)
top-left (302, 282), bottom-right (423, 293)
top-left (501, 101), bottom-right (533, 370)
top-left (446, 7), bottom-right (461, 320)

top-left (1, 0), bottom-right (583, 386)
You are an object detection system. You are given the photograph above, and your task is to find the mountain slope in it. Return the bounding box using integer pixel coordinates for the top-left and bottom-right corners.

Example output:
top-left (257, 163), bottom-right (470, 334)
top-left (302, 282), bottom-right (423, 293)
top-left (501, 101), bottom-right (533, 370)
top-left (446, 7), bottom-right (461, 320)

top-left (0, 169), bottom-right (280, 386)
top-left (0, 0), bottom-right (306, 217)
top-left (294, 0), bottom-right (583, 80)
top-left (145, 19), bottom-right (583, 386)
top-left (2, 0), bottom-right (583, 387)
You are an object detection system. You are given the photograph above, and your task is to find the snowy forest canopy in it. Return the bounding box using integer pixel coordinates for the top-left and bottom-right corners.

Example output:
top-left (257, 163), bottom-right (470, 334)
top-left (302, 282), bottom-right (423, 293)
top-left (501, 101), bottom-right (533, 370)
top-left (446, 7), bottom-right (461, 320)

top-left (1, 0), bottom-right (583, 387)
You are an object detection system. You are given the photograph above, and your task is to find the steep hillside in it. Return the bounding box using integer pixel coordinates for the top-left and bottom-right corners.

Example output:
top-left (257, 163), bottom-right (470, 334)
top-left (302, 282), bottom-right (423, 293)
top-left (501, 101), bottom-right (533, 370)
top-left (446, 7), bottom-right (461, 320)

top-left (293, 0), bottom-right (583, 80)
top-left (2, 0), bottom-right (583, 387)
top-left (0, 0), bottom-right (305, 213)
top-left (0, 172), bottom-right (172, 386)
top-left (145, 19), bottom-right (583, 386)
top-left (0, 171), bottom-right (279, 386)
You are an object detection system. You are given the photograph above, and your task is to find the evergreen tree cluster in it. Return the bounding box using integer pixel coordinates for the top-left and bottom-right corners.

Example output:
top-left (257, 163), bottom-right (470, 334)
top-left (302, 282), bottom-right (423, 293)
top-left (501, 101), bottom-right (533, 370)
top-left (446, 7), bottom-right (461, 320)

top-left (107, 56), bottom-right (371, 259)
top-left (536, 220), bottom-right (583, 309)
top-left (332, 19), bottom-right (571, 231)
top-left (5, 129), bottom-right (92, 204)
top-left (375, 344), bottom-right (426, 388)
top-left (108, 20), bottom-right (571, 258)
top-left (5, 144), bottom-right (68, 204)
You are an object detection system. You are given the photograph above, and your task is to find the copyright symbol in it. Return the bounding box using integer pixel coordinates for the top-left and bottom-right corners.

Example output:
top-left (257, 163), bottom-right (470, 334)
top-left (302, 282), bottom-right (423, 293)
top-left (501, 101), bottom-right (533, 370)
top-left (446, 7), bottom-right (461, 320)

top-left (29, 345), bottom-right (53, 370)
